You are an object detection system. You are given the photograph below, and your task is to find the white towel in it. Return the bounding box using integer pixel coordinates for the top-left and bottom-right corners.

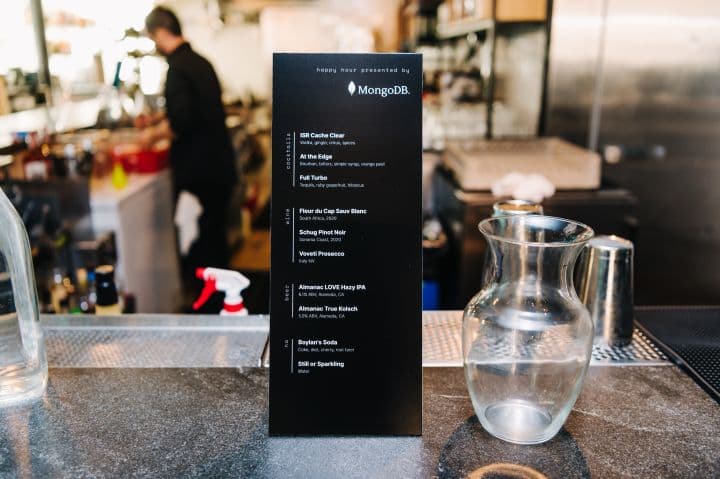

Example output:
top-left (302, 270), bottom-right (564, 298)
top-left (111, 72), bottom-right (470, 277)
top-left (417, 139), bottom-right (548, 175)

top-left (491, 173), bottom-right (556, 203)
top-left (174, 191), bottom-right (203, 256)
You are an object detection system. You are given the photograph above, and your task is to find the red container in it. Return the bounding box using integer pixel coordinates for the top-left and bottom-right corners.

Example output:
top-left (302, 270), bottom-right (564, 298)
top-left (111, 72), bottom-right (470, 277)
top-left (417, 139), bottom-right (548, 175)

top-left (111, 145), bottom-right (169, 173)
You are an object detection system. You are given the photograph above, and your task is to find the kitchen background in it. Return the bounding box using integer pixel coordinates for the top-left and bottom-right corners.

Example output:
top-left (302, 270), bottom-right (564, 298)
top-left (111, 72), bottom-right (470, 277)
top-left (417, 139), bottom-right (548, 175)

top-left (1, 0), bottom-right (719, 314)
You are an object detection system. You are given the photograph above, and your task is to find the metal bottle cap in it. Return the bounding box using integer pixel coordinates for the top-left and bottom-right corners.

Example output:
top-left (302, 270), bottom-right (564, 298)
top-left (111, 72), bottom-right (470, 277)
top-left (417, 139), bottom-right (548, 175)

top-left (492, 200), bottom-right (544, 217)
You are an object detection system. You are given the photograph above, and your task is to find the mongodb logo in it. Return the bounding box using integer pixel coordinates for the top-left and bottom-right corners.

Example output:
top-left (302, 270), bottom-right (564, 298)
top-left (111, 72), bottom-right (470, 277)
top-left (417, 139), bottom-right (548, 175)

top-left (349, 82), bottom-right (410, 98)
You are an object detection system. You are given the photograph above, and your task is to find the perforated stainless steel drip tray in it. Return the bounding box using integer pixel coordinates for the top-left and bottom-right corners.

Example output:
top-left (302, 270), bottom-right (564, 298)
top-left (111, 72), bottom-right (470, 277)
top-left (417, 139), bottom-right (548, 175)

top-left (41, 315), bottom-right (269, 368)
top-left (41, 312), bottom-right (668, 368)
top-left (423, 311), bottom-right (669, 367)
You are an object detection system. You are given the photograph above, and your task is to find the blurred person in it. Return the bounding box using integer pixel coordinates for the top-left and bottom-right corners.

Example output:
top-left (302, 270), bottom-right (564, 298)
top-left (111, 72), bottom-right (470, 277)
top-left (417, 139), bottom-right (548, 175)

top-left (143, 6), bottom-right (237, 309)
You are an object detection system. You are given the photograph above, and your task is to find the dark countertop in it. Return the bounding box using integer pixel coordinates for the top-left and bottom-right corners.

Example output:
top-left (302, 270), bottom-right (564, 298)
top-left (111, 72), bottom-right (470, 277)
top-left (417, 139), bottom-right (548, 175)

top-left (0, 366), bottom-right (718, 478)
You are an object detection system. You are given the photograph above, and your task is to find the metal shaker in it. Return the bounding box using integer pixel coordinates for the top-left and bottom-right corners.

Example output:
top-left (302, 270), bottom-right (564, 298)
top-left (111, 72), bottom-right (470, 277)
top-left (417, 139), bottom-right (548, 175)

top-left (481, 200), bottom-right (543, 287)
top-left (575, 235), bottom-right (634, 347)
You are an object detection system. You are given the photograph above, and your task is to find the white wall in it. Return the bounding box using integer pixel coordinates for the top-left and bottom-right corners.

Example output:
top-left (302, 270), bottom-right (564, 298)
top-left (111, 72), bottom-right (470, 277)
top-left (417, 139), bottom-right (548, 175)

top-left (163, 0), bottom-right (402, 102)
top-left (165, 0), bottom-right (268, 102)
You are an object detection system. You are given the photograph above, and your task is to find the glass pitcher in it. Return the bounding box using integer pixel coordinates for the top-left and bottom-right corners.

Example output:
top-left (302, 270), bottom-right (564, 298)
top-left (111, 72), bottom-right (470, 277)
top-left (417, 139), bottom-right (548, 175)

top-left (463, 215), bottom-right (594, 444)
top-left (0, 189), bottom-right (48, 404)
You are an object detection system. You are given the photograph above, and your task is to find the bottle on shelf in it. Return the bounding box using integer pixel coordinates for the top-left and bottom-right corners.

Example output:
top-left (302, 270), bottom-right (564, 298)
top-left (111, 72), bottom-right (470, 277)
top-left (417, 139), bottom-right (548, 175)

top-left (68, 267), bottom-right (88, 314)
top-left (64, 143), bottom-right (78, 178)
top-left (49, 268), bottom-right (69, 314)
top-left (78, 139), bottom-right (94, 176)
top-left (111, 159), bottom-right (128, 190)
top-left (23, 132), bottom-right (48, 180)
top-left (94, 265), bottom-right (122, 315)
top-left (83, 269), bottom-right (97, 314)
top-left (44, 135), bottom-right (67, 178)
top-left (121, 292), bottom-right (136, 314)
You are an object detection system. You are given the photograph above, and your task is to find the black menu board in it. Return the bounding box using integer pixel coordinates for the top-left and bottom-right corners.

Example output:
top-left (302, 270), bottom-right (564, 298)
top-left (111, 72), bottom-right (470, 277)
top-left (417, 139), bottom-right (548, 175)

top-left (269, 53), bottom-right (422, 436)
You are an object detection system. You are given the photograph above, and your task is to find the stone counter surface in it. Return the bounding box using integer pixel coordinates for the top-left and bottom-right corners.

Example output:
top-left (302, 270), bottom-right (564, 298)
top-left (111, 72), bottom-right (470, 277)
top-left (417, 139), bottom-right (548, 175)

top-left (0, 366), bottom-right (718, 478)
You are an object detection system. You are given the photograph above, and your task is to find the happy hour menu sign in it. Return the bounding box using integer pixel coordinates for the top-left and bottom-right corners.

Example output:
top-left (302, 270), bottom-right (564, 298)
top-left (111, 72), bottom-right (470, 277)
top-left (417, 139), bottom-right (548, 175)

top-left (270, 53), bottom-right (422, 435)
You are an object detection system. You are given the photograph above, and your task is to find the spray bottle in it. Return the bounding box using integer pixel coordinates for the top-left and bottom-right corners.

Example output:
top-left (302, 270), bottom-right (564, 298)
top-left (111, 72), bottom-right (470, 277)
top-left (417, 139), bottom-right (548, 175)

top-left (192, 267), bottom-right (251, 315)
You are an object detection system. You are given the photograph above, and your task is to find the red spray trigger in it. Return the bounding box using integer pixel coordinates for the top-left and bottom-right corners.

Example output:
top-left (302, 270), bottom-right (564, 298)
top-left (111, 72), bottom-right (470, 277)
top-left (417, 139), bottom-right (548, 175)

top-left (192, 270), bottom-right (217, 310)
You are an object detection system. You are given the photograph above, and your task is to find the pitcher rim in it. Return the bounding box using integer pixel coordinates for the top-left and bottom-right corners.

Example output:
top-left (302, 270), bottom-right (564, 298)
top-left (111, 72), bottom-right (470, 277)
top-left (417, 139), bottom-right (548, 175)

top-left (478, 215), bottom-right (595, 248)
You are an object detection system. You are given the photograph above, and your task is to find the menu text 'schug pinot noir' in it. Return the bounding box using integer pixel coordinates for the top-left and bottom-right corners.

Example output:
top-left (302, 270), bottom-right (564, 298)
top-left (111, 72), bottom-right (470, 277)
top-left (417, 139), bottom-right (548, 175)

top-left (270, 53), bottom-right (422, 435)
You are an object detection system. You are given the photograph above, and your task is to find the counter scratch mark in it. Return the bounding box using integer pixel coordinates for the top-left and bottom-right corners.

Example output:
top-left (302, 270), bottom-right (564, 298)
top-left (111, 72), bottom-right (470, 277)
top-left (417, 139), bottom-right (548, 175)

top-left (572, 408), bottom-right (668, 433)
top-left (436, 394), bottom-right (469, 400)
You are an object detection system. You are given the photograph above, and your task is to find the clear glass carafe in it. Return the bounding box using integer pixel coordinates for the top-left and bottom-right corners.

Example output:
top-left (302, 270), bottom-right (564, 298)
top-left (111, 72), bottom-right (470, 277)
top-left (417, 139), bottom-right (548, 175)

top-left (463, 215), bottom-right (594, 444)
top-left (0, 189), bottom-right (47, 404)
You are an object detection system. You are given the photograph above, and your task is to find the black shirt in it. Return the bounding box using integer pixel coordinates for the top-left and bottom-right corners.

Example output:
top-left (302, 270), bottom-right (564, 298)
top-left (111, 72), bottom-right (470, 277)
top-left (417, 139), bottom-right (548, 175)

top-left (165, 42), bottom-right (236, 192)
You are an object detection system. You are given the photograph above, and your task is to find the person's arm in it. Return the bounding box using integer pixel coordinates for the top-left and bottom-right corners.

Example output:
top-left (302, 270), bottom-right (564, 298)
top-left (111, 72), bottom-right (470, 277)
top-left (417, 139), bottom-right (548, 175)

top-left (138, 117), bottom-right (173, 149)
